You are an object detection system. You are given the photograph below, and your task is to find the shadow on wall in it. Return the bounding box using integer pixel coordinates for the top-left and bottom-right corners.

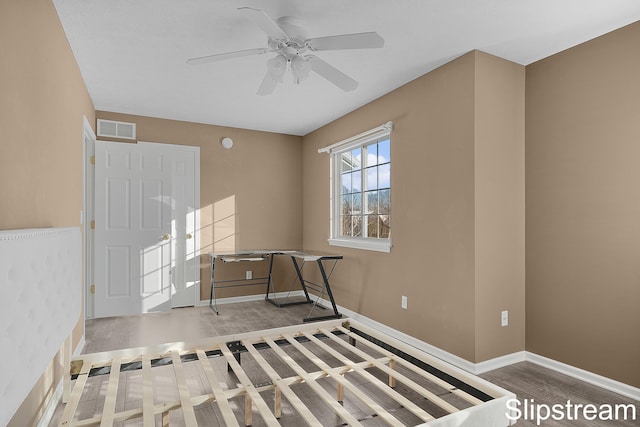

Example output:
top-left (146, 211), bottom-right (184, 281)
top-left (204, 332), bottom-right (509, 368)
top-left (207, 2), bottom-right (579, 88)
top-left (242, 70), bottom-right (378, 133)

top-left (198, 195), bottom-right (238, 301)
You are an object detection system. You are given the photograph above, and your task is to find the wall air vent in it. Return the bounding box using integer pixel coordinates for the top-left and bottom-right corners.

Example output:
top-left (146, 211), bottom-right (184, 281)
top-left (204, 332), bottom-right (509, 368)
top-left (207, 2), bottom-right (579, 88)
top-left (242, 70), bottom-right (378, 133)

top-left (97, 119), bottom-right (136, 140)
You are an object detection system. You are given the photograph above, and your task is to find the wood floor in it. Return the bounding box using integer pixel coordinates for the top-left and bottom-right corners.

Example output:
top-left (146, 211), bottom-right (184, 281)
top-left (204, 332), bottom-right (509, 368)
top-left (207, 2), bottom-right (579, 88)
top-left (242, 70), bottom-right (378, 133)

top-left (49, 301), bottom-right (638, 426)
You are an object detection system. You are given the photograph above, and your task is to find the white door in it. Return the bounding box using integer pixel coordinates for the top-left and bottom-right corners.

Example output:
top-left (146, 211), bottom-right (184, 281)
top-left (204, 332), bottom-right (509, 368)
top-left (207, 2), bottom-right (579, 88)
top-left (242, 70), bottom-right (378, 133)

top-left (94, 141), bottom-right (199, 317)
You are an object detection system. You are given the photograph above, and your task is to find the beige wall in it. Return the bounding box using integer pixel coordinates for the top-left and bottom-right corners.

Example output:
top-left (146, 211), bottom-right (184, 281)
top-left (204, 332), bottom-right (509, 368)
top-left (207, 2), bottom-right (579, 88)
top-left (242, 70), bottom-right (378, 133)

top-left (95, 111), bottom-right (303, 300)
top-left (474, 52), bottom-right (526, 361)
top-left (526, 21), bottom-right (640, 387)
top-left (1, 0), bottom-right (94, 425)
top-left (302, 51), bottom-right (526, 363)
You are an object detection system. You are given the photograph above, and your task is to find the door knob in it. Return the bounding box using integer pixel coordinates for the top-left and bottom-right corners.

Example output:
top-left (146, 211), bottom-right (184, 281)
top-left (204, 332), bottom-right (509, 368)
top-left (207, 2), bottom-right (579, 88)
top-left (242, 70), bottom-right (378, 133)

top-left (186, 233), bottom-right (193, 240)
top-left (162, 234), bottom-right (170, 241)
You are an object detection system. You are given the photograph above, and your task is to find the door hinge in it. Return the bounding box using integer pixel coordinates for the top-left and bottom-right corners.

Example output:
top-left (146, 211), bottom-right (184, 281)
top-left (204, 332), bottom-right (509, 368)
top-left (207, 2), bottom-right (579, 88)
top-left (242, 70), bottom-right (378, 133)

top-left (90, 220), bottom-right (95, 230)
top-left (90, 284), bottom-right (95, 294)
top-left (90, 155), bottom-right (95, 165)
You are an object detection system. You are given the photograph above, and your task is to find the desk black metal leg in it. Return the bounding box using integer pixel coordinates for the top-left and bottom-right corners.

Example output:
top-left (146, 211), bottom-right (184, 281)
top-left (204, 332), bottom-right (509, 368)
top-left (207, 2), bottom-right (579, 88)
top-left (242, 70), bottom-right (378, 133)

top-left (209, 256), bottom-right (219, 315)
top-left (303, 259), bottom-right (342, 323)
top-left (291, 256), bottom-right (312, 303)
top-left (264, 253), bottom-right (276, 299)
top-left (318, 259), bottom-right (340, 317)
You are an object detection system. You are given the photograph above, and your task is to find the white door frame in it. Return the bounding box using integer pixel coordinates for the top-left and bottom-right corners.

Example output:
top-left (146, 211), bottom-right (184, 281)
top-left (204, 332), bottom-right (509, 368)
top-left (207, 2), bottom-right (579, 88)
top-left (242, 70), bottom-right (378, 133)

top-left (82, 116), bottom-right (96, 319)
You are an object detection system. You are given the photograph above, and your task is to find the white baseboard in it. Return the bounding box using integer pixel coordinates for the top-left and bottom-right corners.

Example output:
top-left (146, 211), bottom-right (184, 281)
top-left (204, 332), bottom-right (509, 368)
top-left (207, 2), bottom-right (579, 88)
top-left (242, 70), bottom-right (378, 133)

top-left (475, 351), bottom-right (527, 374)
top-left (526, 352), bottom-right (640, 401)
top-left (198, 291), bottom-right (305, 307)
top-left (37, 335), bottom-right (86, 427)
top-left (315, 296), bottom-right (639, 401)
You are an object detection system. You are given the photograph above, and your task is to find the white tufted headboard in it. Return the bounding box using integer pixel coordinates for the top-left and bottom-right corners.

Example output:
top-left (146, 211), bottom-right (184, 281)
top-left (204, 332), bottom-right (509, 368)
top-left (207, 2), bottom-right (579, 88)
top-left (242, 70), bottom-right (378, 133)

top-left (0, 227), bottom-right (81, 426)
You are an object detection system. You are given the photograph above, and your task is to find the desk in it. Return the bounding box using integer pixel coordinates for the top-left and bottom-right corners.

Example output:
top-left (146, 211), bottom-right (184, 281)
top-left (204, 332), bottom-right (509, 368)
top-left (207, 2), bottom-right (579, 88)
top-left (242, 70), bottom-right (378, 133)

top-left (209, 250), bottom-right (343, 322)
top-left (208, 250), bottom-right (277, 315)
top-left (265, 251), bottom-right (343, 322)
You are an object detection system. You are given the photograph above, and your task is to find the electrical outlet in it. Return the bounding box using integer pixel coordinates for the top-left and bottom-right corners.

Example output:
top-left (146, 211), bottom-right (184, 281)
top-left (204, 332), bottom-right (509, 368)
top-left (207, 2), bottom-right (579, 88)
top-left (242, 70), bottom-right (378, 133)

top-left (246, 270), bottom-right (252, 280)
top-left (501, 310), bottom-right (509, 327)
top-left (401, 296), bottom-right (408, 310)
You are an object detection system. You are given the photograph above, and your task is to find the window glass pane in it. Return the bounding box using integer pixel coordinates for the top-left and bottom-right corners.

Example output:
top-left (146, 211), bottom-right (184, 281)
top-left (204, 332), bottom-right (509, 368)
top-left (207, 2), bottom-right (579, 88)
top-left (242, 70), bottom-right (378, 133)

top-left (341, 172), bottom-right (352, 193)
top-left (366, 215), bottom-right (378, 238)
top-left (351, 148), bottom-right (362, 170)
top-left (341, 215), bottom-right (351, 236)
top-left (379, 189), bottom-right (390, 214)
top-left (366, 142), bottom-right (378, 167)
top-left (379, 215), bottom-right (390, 238)
top-left (366, 166), bottom-right (377, 191)
top-left (352, 170), bottom-right (361, 192)
top-left (341, 151), bottom-right (352, 173)
top-left (341, 194), bottom-right (352, 215)
top-left (352, 193), bottom-right (362, 214)
top-left (378, 163), bottom-right (390, 189)
top-left (378, 139), bottom-right (390, 164)
top-left (366, 190), bottom-right (378, 214)
top-left (352, 216), bottom-right (362, 237)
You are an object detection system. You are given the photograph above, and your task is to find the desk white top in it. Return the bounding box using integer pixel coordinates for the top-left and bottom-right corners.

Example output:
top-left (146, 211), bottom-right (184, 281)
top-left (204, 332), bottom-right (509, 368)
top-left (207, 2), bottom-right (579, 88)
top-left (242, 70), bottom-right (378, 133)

top-left (209, 250), bottom-right (342, 262)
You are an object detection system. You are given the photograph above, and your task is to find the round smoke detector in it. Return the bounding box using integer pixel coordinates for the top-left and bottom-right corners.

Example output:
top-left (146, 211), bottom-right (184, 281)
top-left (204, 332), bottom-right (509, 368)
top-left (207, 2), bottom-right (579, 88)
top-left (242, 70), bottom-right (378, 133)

top-left (221, 137), bottom-right (234, 149)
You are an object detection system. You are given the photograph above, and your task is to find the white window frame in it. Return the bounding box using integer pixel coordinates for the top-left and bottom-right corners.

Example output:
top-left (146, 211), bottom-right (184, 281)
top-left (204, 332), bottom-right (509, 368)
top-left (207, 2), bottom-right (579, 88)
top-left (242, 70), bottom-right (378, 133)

top-left (319, 122), bottom-right (392, 253)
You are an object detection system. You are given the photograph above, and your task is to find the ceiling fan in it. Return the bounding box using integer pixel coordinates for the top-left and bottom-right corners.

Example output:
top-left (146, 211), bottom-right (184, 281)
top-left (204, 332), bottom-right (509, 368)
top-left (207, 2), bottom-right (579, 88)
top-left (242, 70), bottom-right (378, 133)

top-left (187, 7), bottom-right (384, 95)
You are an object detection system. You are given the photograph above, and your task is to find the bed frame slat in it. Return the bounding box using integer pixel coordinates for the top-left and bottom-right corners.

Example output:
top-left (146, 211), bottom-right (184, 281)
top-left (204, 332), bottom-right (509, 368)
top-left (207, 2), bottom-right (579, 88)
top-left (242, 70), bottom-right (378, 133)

top-left (303, 331), bottom-right (437, 422)
top-left (100, 356), bottom-right (121, 427)
top-left (196, 348), bottom-right (240, 426)
top-left (59, 361), bottom-right (92, 425)
top-left (220, 343), bottom-right (281, 426)
top-left (282, 333), bottom-right (405, 427)
top-left (243, 340), bottom-right (324, 426)
top-left (171, 351), bottom-right (198, 425)
top-left (141, 354), bottom-right (155, 427)
top-left (264, 337), bottom-right (364, 426)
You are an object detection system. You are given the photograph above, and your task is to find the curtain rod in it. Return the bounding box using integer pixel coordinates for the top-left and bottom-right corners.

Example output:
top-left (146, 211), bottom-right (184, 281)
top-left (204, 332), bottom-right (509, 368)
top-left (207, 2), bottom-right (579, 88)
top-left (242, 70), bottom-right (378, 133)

top-left (317, 121), bottom-right (393, 154)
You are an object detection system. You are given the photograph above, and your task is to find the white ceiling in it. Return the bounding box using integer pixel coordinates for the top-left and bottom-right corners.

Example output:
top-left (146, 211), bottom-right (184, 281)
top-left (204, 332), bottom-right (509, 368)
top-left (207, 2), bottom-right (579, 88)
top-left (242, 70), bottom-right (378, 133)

top-left (53, 0), bottom-right (640, 136)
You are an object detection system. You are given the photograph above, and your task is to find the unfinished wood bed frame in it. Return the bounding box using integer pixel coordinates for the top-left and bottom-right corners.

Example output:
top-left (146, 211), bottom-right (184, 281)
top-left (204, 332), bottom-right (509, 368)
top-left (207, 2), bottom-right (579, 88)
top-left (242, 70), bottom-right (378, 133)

top-left (59, 319), bottom-right (515, 426)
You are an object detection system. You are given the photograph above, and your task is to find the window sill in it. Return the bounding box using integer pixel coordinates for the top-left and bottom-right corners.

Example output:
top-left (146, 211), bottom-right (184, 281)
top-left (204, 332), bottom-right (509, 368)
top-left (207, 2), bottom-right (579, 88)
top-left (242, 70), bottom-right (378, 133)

top-left (328, 238), bottom-right (391, 253)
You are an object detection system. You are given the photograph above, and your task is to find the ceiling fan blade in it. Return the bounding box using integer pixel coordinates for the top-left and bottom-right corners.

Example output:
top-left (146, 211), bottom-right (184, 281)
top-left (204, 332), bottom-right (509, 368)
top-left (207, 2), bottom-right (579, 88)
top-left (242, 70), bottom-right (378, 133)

top-left (187, 48), bottom-right (269, 65)
top-left (305, 32), bottom-right (384, 51)
top-left (257, 72), bottom-right (278, 96)
top-left (238, 7), bottom-right (290, 40)
top-left (308, 56), bottom-right (358, 92)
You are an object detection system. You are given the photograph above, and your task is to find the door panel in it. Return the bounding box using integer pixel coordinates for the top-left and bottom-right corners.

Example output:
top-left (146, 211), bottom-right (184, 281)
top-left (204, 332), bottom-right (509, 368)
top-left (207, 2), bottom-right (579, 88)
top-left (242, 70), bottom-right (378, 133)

top-left (138, 146), bottom-right (173, 313)
top-left (106, 246), bottom-right (130, 297)
top-left (106, 178), bottom-right (130, 229)
top-left (95, 141), bottom-right (172, 317)
top-left (169, 148), bottom-right (198, 308)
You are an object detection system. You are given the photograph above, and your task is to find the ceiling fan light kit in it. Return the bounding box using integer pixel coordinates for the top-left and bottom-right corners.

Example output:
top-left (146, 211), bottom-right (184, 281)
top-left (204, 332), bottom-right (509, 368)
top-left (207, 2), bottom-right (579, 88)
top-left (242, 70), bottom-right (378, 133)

top-left (267, 54), bottom-right (287, 82)
top-left (188, 7), bottom-right (384, 96)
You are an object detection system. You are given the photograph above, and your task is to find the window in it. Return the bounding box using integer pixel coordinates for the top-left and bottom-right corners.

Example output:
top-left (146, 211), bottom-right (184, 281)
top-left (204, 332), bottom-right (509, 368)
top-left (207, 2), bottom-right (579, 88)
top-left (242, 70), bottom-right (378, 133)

top-left (323, 124), bottom-right (392, 252)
